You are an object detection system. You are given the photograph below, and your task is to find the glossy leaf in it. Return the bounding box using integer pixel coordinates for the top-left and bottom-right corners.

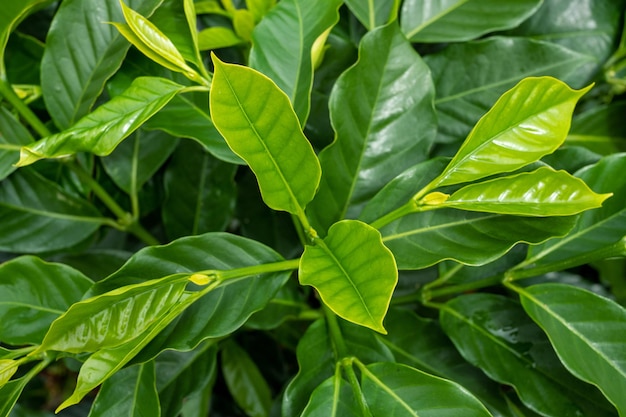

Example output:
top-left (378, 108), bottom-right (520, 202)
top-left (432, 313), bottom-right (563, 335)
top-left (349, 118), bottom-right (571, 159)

top-left (360, 362), bottom-right (492, 416)
top-left (37, 274), bottom-right (188, 354)
top-left (302, 374), bottom-right (360, 417)
top-left (249, 0), bottom-right (342, 123)
top-left (221, 340), bottom-right (272, 417)
top-left (18, 77), bottom-right (185, 166)
top-left (40, 0), bottom-right (161, 129)
top-left (517, 283), bottom-right (626, 415)
top-left (0, 169), bottom-right (103, 253)
top-left (210, 55), bottom-right (321, 215)
top-left (381, 209), bottom-right (576, 269)
top-left (0, 106), bottom-right (33, 180)
top-left (566, 102), bottom-right (626, 155)
top-left (308, 21), bottom-right (436, 232)
top-left (88, 361), bottom-right (160, 417)
top-left (300, 220), bottom-right (397, 333)
top-left (440, 293), bottom-right (615, 417)
top-left (162, 140), bottom-right (237, 240)
top-left (0, 256), bottom-right (92, 346)
top-left (443, 167), bottom-right (611, 216)
top-left (521, 154), bottom-right (626, 272)
top-left (150, 0), bottom-right (201, 67)
top-left (429, 77), bottom-right (591, 189)
top-left (91, 233), bottom-right (288, 356)
top-left (425, 38), bottom-right (594, 144)
top-left (344, 0), bottom-right (398, 30)
top-left (381, 309), bottom-right (513, 417)
top-left (401, 0), bottom-right (541, 42)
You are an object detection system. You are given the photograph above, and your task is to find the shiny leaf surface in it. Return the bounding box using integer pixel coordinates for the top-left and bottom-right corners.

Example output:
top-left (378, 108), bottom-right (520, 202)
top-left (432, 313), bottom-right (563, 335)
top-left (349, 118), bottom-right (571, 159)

top-left (18, 77), bottom-right (185, 166)
top-left (300, 220), bottom-right (397, 333)
top-left (0, 107), bottom-right (33, 180)
top-left (401, 0), bottom-right (541, 42)
top-left (0, 256), bottom-right (92, 346)
top-left (430, 77), bottom-right (591, 189)
top-left (249, 0), bottom-right (342, 123)
top-left (518, 283), bottom-right (626, 415)
top-left (210, 55), bottom-right (321, 215)
top-left (444, 167), bottom-right (611, 216)
top-left (381, 209), bottom-right (576, 269)
top-left (308, 21), bottom-right (436, 232)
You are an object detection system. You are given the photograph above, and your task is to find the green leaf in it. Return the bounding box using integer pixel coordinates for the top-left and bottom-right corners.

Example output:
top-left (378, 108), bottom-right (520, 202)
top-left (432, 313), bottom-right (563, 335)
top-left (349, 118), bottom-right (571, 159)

top-left (0, 169), bottom-right (103, 253)
top-left (163, 140), bottom-right (237, 239)
top-left (0, 256), bottom-right (92, 346)
top-left (443, 167), bottom-right (611, 216)
top-left (381, 209), bottom-right (576, 269)
top-left (299, 220), bottom-right (397, 333)
top-left (209, 55), bottom-right (321, 215)
top-left (429, 77), bottom-right (591, 189)
top-left (101, 129), bottom-right (179, 194)
top-left (517, 283), bottom-right (626, 415)
top-left (37, 274), bottom-right (188, 354)
top-left (221, 340), bottom-right (272, 417)
top-left (440, 293), bottom-right (615, 417)
top-left (246, 0), bottom-right (276, 21)
top-left (88, 361), bottom-right (160, 417)
top-left (197, 26), bottom-right (244, 50)
top-left (40, 0), bottom-right (161, 129)
top-left (425, 38), bottom-right (594, 144)
top-left (401, 0), bottom-right (542, 42)
top-left (307, 21), bottom-right (436, 232)
top-left (0, 106), bottom-right (33, 180)
top-left (233, 9), bottom-right (255, 41)
top-left (344, 0), bottom-right (398, 30)
top-left (150, 0), bottom-right (201, 68)
top-left (381, 309), bottom-right (513, 417)
top-left (519, 154), bottom-right (626, 273)
top-left (0, 360), bottom-right (47, 417)
top-left (359, 362), bottom-right (492, 416)
top-left (17, 77), bottom-right (185, 166)
top-left (302, 374), bottom-right (360, 417)
top-left (249, 0), bottom-right (342, 123)
top-left (566, 102), bottom-right (626, 155)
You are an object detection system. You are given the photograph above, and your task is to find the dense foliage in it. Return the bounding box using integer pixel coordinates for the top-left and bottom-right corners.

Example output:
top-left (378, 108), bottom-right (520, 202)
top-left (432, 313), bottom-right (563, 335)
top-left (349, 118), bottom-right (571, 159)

top-left (1, 0), bottom-right (626, 416)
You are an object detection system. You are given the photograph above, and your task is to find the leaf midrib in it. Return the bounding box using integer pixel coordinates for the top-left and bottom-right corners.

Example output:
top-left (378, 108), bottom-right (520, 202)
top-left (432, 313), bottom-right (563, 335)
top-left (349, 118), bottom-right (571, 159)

top-left (405, 0), bottom-right (470, 40)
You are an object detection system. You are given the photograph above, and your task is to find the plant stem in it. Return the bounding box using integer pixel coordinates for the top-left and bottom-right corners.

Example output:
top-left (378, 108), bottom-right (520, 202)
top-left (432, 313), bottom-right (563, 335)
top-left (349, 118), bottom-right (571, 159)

top-left (369, 200), bottom-right (418, 230)
top-left (0, 78), bottom-right (51, 138)
top-left (342, 357), bottom-right (373, 417)
top-left (324, 305), bottom-right (348, 359)
top-left (199, 258), bottom-right (300, 283)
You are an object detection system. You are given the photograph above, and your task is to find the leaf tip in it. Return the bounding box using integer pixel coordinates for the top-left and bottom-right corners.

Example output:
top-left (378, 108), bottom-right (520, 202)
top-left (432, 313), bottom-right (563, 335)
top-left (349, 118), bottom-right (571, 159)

top-left (15, 146), bottom-right (41, 167)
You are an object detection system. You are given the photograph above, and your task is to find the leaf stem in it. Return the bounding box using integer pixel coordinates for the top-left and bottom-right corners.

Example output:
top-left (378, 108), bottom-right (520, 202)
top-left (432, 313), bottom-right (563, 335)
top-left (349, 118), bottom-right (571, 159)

top-left (324, 305), bottom-right (348, 359)
top-left (369, 200), bottom-right (418, 230)
top-left (342, 357), bottom-right (373, 417)
top-left (0, 78), bottom-right (51, 138)
top-left (198, 258), bottom-right (300, 283)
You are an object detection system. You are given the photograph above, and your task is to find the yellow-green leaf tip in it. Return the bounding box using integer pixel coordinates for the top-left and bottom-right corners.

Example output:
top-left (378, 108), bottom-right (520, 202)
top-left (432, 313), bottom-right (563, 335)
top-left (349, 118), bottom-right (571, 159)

top-left (15, 146), bottom-right (42, 167)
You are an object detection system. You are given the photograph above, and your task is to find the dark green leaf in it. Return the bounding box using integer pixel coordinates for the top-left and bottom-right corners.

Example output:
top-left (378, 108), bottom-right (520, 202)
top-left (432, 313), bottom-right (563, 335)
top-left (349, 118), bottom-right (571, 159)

top-left (308, 21), bottom-right (436, 232)
top-left (566, 102), bottom-right (626, 155)
top-left (401, 0), bottom-right (541, 42)
top-left (0, 169), bottom-right (103, 253)
top-left (0, 256), bottom-right (92, 346)
top-left (440, 293), bottom-right (615, 417)
top-left (18, 77), bottom-right (185, 166)
top-left (344, 0), bottom-right (398, 30)
top-left (0, 360), bottom-right (47, 417)
top-left (381, 209), bottom-right (576, 269)
top-left (249, 0), bottom-right (342, 123)
top-left (40, 0), bottom-right (161, 129)
top-left (300, 220), bottom-right (397, 333)
top-left (0, 107), bottom-right (33, 180)
top-left (301, 374), bottom-right (360, 417)
top-left (425, 38), bottom-right (594, 144)
top-left (162, 140), bottom-right (237, 240)
top-left (517, 283), bottom-right (626, 415)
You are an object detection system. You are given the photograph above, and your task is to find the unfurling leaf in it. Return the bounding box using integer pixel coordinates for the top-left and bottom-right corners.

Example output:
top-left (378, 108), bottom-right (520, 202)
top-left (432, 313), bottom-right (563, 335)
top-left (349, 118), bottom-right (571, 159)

top-left (299, 220), bottom-right (397, 333)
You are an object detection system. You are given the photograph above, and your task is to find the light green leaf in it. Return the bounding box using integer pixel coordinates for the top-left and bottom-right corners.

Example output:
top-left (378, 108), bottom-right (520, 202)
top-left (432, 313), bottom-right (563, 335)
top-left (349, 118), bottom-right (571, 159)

top-left (440, 293), bottom-right (615, 417)
top-left (302, 374), bottom-right (360, 417)
top-left (233, 9), bottom-right (255, 41)
top-left (299, 220), bottom-right (397, 333)
top-left (425, 38), bottom-right (594, 144)
top-left (429, 77), bottom-right (591, 189)
top-left (382, 209), bottom-right (576, 269)
top-left (197, 26), bottom-right (244, 50)
top-left (443, 167), bottom-right (611, 216)
top-left (246, 0), bottom-right (276, 21)
top-left (0, 169), bottom-right (103, 253)
top-left (0, 106), bottom-right (33, 180)
top-left (40, 0), bottom-right (161, 129)
top-left (249, 0), bottom-right (342, 123)
top-left (517, 283), bottom-right (626, 415)
top-left (0, 360), bottom-right (18, 388)
top-left (163, 140), bottom-right (237, 240)
top-left (344, 0), bottom-right (398, 30)
top-left (308, 21), bottom-right (436, 232)
top-left (519, 154), bottom-right (626, 273)
top-left (17, 77), bottom-right (185, 166)
top-left (209, 55), bottom-right (321, 215)
top-left (149, 0), bottom-right (201, 68)
top-left (0, 256), bottom-right (92, 346)
top-left (401, 0), bottom-right (542, 42)
top-left (37, 274), bottom-right (188, 354)
top-left (359, 362), bottom-right (493, 416)
top-left (566, 102), bottom-right (626, 155)
top-left (0, 360), bottom-right (47, 417)
top-left (222, 340), bottom-right (272, 417)
top-left (88, 361), bottom-right (160, 417)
